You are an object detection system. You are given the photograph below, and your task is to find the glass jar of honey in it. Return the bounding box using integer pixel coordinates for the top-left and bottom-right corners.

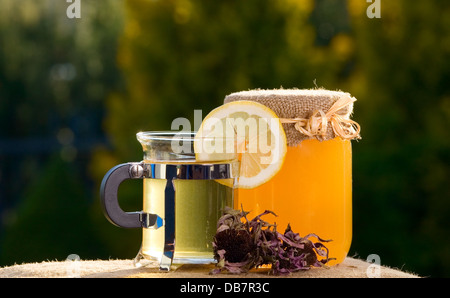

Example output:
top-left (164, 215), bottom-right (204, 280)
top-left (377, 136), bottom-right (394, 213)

top-left (224, 89), bottom-right (361, 265)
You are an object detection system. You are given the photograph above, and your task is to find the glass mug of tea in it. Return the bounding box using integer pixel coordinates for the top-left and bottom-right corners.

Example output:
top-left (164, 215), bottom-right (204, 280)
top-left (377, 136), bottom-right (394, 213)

top-left (100, 131), bottom-right (238, 270)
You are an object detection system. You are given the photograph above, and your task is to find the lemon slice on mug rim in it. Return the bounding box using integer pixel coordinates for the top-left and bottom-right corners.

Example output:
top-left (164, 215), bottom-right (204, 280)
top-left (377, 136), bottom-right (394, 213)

top-left (194, 100), bottom-right (287, 189)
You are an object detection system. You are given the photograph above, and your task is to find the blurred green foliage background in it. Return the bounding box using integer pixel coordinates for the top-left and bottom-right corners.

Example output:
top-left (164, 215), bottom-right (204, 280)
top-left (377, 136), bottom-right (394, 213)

top-left (0, 0), bottom-right (449, 277)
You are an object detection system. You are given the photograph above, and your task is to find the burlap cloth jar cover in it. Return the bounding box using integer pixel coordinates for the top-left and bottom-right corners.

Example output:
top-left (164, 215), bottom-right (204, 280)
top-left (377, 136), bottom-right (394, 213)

top-left (224, 88), bottom-right (361, 145)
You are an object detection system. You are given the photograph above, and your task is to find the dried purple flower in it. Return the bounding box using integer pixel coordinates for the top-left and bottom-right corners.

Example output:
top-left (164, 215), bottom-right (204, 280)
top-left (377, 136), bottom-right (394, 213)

top-left (211, 206), bottom-right (334, 275)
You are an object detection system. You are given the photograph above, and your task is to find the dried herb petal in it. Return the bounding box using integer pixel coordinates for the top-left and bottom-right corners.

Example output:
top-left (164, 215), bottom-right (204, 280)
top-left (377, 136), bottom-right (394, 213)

top-left (211, 207), bottom-right (334, 275)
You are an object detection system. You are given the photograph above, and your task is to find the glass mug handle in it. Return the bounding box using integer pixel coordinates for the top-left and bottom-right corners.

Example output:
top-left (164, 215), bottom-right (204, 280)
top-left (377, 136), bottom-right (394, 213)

top-left (100, 162), bottom-right (163, 229)
top-left (100, 162), bottom-right (176, 271)
top-left (100, 162), bottom-right (175, 270)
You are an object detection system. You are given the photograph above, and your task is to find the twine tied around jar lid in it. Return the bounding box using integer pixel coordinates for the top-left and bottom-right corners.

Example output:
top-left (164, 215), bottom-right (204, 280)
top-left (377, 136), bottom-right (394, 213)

top-left (279, 94), bottom-right (361, 141)
top-left (224, 89), bottom-right (361, 146)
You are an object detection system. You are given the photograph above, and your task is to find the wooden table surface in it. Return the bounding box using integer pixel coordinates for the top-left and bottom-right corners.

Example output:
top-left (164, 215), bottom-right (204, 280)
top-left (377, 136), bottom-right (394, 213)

top-left (0, 257), bottom-right (419, 278)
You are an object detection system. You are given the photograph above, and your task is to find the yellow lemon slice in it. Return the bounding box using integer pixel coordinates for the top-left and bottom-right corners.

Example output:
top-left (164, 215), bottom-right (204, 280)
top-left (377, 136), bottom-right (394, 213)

top-left (194, 100), bottom-right (287, 189)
